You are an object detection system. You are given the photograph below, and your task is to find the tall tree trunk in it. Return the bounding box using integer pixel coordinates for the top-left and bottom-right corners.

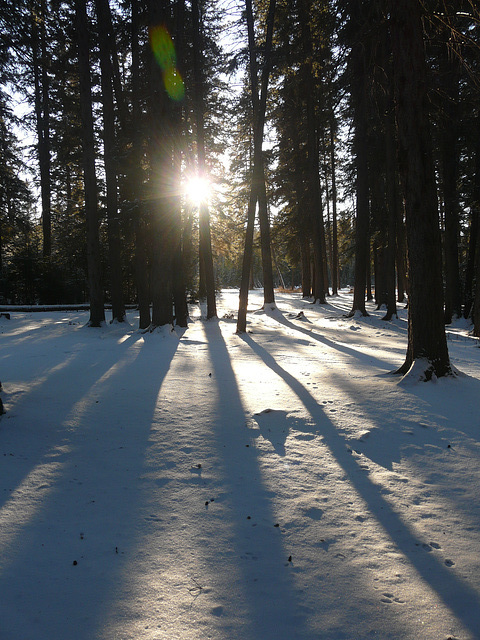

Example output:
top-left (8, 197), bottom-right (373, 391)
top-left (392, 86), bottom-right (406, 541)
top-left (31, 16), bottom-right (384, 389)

top-left (299, 0), bottom-right (325, 304)
top-left (246, 0), bottom-right (276, 308)
top-left (131, 0), bottom-right (151, 329)
top-left (390, 0), bottom-right (453, 379)
top-left (396, 204), bottom-right (408, 303)
top-left (171, 0), bottom-right (188, 327)
top-left (147, 0), bottom-right (176, 328)
top-left (330, 120), bottom-right (339, 295)
top-left (472, 120), bottom-right (480, 335)
top-left (237, 0), bottom-right (276, 332)
top-left (347, 3), bottom-right (370, 317)
top-left (75, 0), bottom-right (105, 326)
top-left (440, 44), bottom-right (462, 323)
top-left (383, 99), bottom-right (398, 320)
top-left (31, 0), bottom-right (51, 261)
top-left (349, 117), bottom-right (369, 316)
top-left (95, 0), bottom-right (125, 323)
top-left (192, 0), bottom-right (216, 320)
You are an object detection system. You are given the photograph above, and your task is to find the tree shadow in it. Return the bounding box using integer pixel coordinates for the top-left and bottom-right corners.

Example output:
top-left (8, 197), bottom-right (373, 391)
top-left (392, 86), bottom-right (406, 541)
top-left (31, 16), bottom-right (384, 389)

top-left (240, 332), bottom-right (480, 637)
top-left (203, 320), bottom-right (317, 639)
top-left (0, 328), bottom-right (181, 640)
top-left (0, 323), bottom-right (146, 512)
top-left (268, 310), bottom-right (396, 371)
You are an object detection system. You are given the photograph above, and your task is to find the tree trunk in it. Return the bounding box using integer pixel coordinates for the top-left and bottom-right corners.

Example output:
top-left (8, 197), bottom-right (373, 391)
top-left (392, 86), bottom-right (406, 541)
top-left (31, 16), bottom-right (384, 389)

top-left (192, 0), bottom-right (216, 320)
top-left (171, 0), bottom-right (188, 327)
top-left (440, 44), bottom-right (462, 323)
top-left (75, 0), bottom-right (105, 327)
top-left (95, 0), bottom-right (125, 323)
top-left (383, 100), bottom-right (398, 320)
top-left (347, 4), bottom-right (370, 317)
top-left (237, 0), bottom-right (276, 332)
top-left (147, 0), bottom-right (175, 329)
top-left (300, 235), bottom-right (311, 297)
top-left (131, 0), bottom-right (151, 329)
top-left (299, 0), bottom-right (325, 304)
top-left (31, 0), bottom-right (51, 261)
top-left (472, 120), bottom-right (480, 335)
top-left (330, 120), bottom-right (339, 295)
top-left (349, 118), bottom-right (369, 316)
top-left (390, 0), bottom-right (453, 379)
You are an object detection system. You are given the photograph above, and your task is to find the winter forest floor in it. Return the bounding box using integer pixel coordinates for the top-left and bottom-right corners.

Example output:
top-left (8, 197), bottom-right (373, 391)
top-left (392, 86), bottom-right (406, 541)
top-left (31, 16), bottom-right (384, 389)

top-left (1, 289), bottom-right (480, 640)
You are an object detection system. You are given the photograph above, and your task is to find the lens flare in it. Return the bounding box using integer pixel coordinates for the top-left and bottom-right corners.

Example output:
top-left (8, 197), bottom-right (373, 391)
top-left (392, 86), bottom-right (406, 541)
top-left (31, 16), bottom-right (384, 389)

top-left (149, 25), bottom-right (185, 101)
top-left (164, 67), bottom-right (185, 101)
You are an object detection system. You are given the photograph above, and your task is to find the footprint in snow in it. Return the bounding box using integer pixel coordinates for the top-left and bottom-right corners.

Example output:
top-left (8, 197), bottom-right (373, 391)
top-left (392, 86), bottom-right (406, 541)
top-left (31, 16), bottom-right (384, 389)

top-left (381, 592), bottom-right (406, 605)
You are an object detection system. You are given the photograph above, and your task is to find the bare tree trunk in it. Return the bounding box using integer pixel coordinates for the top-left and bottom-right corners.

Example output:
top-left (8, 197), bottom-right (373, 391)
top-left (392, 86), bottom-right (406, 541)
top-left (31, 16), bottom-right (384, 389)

top-left (95, 0), bottom-right (125, 323)
top-left (131, 0), bottom-right (151, 329)
top-left (390, 0), bottom-right (453, 379)
top-left (192, 0), bottom-right (216, 320)
top-left (330, 120), bottom-right (339, 295)
top-left (237, 0), bottom-right (276, 332)
top-left (75, 0), bottom-right (105, 327)
top-left (31, 0), bottom-right (51, 261)
top-left (383, 100), bottom-right (398, 320)
top-left (347, 3), bottom-right (370, 317)
top-left (300, 235), bottom-right (312, 297)
top-left (147, 0), bottom-right (175, 329)
top-left (472, 121), bottom-right (480, 335)
top-left (171, 0), bottom-right (188, 327)
top-left (349, 118), bottom-right (369, 317)
top-left (299, 0), bottom-right (325, 304)
top-left (440, 45), bottom-right (461, 323)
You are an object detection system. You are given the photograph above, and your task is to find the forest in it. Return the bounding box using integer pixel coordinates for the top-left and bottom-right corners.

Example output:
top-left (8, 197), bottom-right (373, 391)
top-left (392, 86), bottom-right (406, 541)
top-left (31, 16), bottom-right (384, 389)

top-left (0, 0), bottom-right (479, 380)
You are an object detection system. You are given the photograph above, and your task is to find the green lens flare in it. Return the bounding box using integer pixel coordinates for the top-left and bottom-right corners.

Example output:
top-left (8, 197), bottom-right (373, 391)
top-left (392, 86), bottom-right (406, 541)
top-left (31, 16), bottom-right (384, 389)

top-left (164, 67), bottom-right (185, 101)
top-left (150, 25), bottom-right (185, 101)
top-left (150, 25), bottom-right (176, 71)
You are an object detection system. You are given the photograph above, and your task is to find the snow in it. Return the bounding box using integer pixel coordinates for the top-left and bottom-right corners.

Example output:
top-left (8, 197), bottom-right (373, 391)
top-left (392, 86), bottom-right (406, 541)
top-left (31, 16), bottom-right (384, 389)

top-left (1, 289), bottom-right (480, 640)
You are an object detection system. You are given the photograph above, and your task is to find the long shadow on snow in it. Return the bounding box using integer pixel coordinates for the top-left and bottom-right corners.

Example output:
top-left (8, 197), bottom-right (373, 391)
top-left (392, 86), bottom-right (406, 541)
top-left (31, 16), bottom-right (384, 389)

top-left (0, 334), bottom-right (180, 640)
top-left (0, 327), bottom-right (145, 513)
top-left (205, 320), bottom-right (314, 640)
top-left (269, 311), bottom-right (397, 371)
top-left (241, 333), bottom-right (480, 638)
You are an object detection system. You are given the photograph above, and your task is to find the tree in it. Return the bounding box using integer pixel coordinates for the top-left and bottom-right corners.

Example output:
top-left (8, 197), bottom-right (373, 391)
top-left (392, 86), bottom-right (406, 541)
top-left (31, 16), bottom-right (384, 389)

top-left (74, 0), bottom-right (105, 326)
top-left (94, 0), bottom-right (126, 323)
top-left (237, 0), bottom-right (276, 333)
top-left (31, 0), bottom-right (52, 260)
top-left (192, 0), bottom-right (217, 320)
top-left (390, 0), bottom-right (453, 380)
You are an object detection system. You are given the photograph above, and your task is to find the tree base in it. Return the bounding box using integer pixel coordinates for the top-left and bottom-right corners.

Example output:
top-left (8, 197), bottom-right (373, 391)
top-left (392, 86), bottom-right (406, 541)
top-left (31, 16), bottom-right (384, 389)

top-left (395, 357), bottom-right (459, 382)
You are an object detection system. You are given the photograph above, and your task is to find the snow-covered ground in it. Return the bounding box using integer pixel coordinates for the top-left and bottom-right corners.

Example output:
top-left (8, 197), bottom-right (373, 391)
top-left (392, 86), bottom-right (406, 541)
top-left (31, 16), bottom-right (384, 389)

top-left (1, 289), bottom-right (480, 640)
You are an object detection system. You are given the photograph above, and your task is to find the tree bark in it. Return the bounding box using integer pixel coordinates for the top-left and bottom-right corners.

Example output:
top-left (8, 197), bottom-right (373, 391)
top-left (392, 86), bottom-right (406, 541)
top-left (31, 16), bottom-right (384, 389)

top-left (347, 3), bottom-right (370, 317)
top-left (95, 0), bottom-right (125, 323)
top-left (440, 44), bottom-right (462, 323)
top-left (147, 0), bottom-right (175, 329)
top-left (75, 0), bottom-right (105, 327)
top-left (330, 120), bottom-right (339, 295)
top-left (31, 0), bottom-right (51, 261)
top-left (192, 0), bottom-right (216, 320)
top-left (390, 0), bottom-right (453, 379)
top-left (472, 119), bottom-right (480, 335)
top-left (237, 0), bottom-right (276, 332)
top-left (299, 0), bottom-right (326, 304)
top-left (130, 0), bottom-right (151, 329)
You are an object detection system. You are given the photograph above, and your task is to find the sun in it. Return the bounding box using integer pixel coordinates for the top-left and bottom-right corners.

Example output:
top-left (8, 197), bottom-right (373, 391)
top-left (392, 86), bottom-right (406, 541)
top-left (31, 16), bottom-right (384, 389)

top-left (184, 176), bottom-right (211, 206)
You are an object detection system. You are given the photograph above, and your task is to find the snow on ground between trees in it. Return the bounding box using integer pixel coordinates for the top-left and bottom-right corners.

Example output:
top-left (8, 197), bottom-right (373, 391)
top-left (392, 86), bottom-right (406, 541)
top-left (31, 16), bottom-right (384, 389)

top-left (1, 289), bottom-right (480, 640)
